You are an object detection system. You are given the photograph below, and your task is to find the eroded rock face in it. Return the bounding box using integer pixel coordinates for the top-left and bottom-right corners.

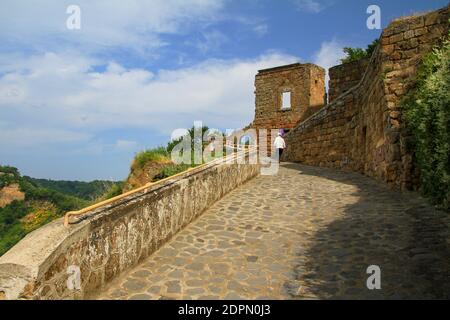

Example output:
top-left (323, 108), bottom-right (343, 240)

top-left (0, 184), bottom-right (25, 208)
top-left (123, 160), bottom-right (173, 192)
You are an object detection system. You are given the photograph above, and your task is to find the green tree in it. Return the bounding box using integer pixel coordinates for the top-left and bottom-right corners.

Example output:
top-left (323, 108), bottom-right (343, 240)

top-left (340, 39), bottom-right (380, 64)
top-left (24, 177), bottom-right (120, 201)
top-left (167, 125), bottom-right (212, 153)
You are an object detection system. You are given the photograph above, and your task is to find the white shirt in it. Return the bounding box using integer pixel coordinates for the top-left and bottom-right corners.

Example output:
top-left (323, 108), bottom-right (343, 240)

top-left (274, 136), bottom-right (286, 149)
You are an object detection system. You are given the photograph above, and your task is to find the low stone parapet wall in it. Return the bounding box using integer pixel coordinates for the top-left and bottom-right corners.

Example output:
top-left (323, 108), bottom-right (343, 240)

top-left (0, 154), bottom-right (260, 299)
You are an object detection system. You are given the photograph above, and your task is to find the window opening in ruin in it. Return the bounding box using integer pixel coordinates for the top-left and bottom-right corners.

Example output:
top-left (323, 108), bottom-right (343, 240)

top-left (282, 91), bottom-right (291, 110)
top-left (362, 126), bottom-right (367, 155)
top-left (240, 135), bottom-right (254, 146)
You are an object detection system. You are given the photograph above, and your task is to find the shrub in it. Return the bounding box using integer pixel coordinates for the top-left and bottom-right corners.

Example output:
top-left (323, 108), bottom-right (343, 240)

top-left (103, 183), bottom-right (124, 200)
top-left (25, 177), bottom-right (120, 201)
top-left (0, 166), bottom-right (19, 175)
top-left (0, 223), bottom-right (27, 256)
top-left (152, 164), bottom-right (194, 182)
top-left (0, 200), bottom-right (30, 256)
top-left (0, 165), bottom-right (20, 188)
top-left (21, 202), bottom-right (59, 233)
top-left (0, 200), bottom-right (29, 228)
top-left (19, 179), bottom-right (87, 213)
top-left (402, 34), bottom-right (450, 210)
top-left (133, 147), bottom-right (169, 169)
top-left (340, 39), bottom-right (379, 64)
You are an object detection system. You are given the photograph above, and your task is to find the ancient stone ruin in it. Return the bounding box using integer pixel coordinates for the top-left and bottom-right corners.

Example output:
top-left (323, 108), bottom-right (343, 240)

top-left (252, 63), bottom-right (326, 132)
top-left (253, 6), bottom-right (448, 190)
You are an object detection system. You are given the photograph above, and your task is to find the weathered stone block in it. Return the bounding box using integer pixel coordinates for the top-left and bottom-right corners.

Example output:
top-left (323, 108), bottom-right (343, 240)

top-left (415, 27), bottom-right (428, 36)
top-left (404, 30), bottom-right (415, 39)
top-left (425, 12), bottom-right (440, 26)
top-left (390, 33), bottom-right (404, 44)
top-left (409, 16), bottom-right (425, 29)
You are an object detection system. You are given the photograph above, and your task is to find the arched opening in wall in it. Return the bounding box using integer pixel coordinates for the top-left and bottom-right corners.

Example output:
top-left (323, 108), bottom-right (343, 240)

top-left (240, 135), bottom-right (255, 147)
top-left (239, 133), bottom-right (258, 163)
top-left (225, 130), bottom-right (257, 159)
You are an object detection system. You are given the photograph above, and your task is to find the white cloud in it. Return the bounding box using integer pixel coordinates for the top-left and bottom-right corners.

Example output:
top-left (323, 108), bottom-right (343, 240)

top-left (292, 0), bottom-right (326, 13)
top-left (0, 0), bottom-right (225, 54)
top-left (313, 39), bottom-right (346, 88)
top-left (253, 24), bottom-right (269, 37)
top-left (0, 51), bottom-right (298, 149)
top-left (314, 39), bottom-right (346, 70)
top-left (187, 30), bottom-right (229, 53)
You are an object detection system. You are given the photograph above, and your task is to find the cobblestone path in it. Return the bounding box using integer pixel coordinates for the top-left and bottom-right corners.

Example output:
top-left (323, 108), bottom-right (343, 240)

top-left (95, 163), bottom-right (450, 300)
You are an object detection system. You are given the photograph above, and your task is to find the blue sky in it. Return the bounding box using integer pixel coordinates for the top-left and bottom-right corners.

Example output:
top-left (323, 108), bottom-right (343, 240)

top-left (0, 0), bottom-right (447, 181)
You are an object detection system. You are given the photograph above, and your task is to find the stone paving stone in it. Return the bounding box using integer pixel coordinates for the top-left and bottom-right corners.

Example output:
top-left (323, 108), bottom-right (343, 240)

top-left (166, 281), bottom-right (181, 294)
top-left (122, 279), bottom-right (146, 292)
top-left (128, 294), bottom-right (152, 300)
top-left (109, 289), bottom-right (127, 299)
top-left (185, 288), bottom-right (206, 296)
top-left (147, 286), bottom-right (162, 294)
top-left (94, 163), bottom-right (450, 300)
top-left (132, 270), bottom-right (151, 278)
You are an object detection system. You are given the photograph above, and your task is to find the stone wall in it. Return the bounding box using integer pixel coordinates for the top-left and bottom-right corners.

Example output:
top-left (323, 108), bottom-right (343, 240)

top-left (328, 58), bottom-right (369, 103)
top-left (252, 63), bottom-right (325, 130)
top-left (251, 63), bottom-right (325, 154)
top-left (0, 155), bottom-right (260, 299)
top-left (283, 6), bottom-right (449, 190)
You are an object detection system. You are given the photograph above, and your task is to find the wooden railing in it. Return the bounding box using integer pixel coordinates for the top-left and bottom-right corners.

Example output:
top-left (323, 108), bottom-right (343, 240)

top-left (63, 145), bottom-right (257, 227)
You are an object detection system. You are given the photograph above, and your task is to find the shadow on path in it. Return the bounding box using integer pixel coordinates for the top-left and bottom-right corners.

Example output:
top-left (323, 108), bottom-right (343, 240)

top-left (283, 163), bottom-right (450, 299)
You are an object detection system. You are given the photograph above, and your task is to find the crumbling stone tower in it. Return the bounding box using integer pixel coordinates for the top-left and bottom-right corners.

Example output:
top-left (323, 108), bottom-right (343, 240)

top-left (249, 62), bottom-right (325, 154)
top-left (252, 63), bottom-right (325, 134)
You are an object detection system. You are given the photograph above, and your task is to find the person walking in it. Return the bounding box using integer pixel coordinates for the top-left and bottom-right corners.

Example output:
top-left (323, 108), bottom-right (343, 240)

top-left (274, 132), bottom-right (286, 160)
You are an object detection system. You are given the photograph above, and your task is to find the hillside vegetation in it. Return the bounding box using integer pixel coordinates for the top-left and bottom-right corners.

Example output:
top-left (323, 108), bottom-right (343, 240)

top-left (340, 39), bottom-right (379, 64)
top-left (26, 177), bottom-right (119, 201)
top-left (122, 125), bottom-right (219, 192)
top-left (125, 149), bottom-right (193, 191)
top-left (0, 165), bottom-right (120, 256)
